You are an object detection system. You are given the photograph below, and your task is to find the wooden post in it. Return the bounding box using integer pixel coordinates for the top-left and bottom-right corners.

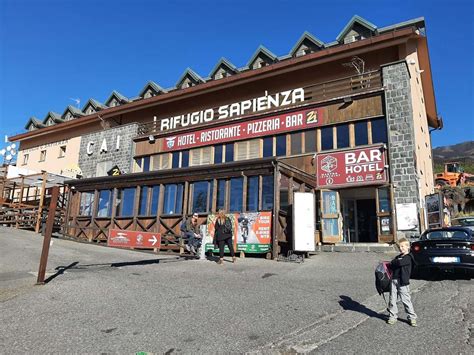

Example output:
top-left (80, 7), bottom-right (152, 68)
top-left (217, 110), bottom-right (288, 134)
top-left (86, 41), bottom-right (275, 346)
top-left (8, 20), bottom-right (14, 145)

top-left (35, 172), bottom-right (47, 233)
top-left (36, 186), bottom-right (59, 285)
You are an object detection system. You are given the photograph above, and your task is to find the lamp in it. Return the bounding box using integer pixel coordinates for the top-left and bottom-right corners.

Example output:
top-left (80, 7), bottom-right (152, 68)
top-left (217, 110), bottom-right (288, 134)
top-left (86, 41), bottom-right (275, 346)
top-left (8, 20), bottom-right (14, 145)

top-left (148, 135), bottom-right (155, 143)
top-left (343, 96), bottom-right (353, 104)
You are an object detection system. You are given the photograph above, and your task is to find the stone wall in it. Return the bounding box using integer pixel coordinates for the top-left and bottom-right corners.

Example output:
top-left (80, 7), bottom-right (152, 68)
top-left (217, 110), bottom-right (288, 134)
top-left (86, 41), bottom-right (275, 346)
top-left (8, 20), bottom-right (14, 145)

top-left (78, 123), bottom-right (138, 178)
top-left (382, 61), bottom-right (420, 239)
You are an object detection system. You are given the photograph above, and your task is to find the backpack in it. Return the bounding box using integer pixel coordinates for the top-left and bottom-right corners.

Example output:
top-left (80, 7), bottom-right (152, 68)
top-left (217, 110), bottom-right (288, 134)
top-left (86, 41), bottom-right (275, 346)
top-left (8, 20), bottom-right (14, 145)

top-left (375, 261), bottom-right (392, 295)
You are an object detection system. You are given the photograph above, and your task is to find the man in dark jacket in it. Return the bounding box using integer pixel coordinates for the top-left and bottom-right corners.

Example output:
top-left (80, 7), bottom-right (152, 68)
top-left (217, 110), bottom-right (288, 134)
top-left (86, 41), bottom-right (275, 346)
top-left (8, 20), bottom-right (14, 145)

top-left (387, 237), bottom-right (418, 326)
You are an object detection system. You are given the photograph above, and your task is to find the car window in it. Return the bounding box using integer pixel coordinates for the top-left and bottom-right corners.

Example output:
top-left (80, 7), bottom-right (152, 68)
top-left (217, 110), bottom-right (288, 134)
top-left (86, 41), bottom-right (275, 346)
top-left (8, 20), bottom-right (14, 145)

top-left (452, 218), bottom-right (474, 226)
top-left (423, 230), bottom-right (470, 240)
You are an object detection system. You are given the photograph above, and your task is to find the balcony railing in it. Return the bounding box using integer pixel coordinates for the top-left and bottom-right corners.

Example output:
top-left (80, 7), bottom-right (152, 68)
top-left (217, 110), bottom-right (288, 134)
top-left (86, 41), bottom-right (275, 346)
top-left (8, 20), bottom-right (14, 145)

top-left (138, 70), bottom-right (382, 137)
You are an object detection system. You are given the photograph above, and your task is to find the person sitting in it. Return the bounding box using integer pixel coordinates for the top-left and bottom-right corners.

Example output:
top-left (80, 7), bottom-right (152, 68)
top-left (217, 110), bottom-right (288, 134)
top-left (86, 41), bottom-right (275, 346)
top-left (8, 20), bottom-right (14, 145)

top-left (180, 213), bottom-right (202, 254)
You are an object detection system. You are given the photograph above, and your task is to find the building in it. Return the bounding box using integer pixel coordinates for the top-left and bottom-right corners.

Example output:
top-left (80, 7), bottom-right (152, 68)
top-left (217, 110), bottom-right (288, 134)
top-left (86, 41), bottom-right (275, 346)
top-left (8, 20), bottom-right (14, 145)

top-left (9, 16), bottom-right (440, 257)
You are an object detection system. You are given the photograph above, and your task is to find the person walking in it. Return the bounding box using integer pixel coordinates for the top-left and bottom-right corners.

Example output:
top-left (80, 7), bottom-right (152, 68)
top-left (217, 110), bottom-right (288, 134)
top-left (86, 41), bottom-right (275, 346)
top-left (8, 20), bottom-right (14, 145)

top-left (213, 209), bottom-right (236, 265)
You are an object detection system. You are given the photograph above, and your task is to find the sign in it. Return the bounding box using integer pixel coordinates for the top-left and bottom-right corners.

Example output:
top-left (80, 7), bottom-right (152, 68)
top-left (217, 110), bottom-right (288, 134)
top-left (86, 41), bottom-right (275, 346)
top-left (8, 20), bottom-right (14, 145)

top-left (159, 88), bottom-right (305, 132)
top-left (108, 229), bottom-right (161, 248)
top-left (316, 145), bottom-right (387, 188)
top-left (86, 135), bottom-right (121, 155)
top-left (293, 192), bottom-right (315, 251)
top-left (204, 212), bottom-right (272, 254)
top-left (107, 165), bottom-right (122, 176)
top-left (396, 203), bottom-right (419, 230)
top-left (162, 107), bottom-right (323, 151)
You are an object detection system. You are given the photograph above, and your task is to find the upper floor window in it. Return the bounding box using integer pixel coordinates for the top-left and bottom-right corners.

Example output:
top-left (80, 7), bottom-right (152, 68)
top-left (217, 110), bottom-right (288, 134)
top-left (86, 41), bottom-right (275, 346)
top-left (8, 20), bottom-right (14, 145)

top-left (59, 146), bottom-right (66, 158)
top-left (355, 121), bottom-right (368, 146)
top-left (225, 144), bottom-right (234, 162)
top-left (22, 154), bottom-right (29, 165)
top-left (304, 130), bottom-right (317, 153)
top-left (214, 145), bottom-right (223, 164)
top-left (371, 118), bottom-right (388, 144)
top-left (321, 127), bottom-right (333, 151)
top-left (275, 134), bottom-right (286, 156)
top-left (290, 132), bottom-right (302, 155)
top-left (336, 124), bottom-right (350, 149)
top-left (190, 146), bottom-right (212, 166)
top-left (235, 139), bottom-right (260, 161)
top-left (263, 137), bottom-right (273, 157)
top-left (39, 150), bottom-right (46, 162)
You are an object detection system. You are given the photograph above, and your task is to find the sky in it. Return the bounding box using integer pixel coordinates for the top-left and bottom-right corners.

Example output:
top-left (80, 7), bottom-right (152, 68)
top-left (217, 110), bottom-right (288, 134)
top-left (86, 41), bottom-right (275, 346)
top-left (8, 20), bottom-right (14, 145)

top-left (0, 0), bottom-right (473, 150)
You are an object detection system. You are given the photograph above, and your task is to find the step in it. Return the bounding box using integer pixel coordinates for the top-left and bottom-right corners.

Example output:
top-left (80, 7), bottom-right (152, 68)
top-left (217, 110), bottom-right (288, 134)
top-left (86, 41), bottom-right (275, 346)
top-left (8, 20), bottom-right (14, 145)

top-left (313, 243), bottom-right (397, 253)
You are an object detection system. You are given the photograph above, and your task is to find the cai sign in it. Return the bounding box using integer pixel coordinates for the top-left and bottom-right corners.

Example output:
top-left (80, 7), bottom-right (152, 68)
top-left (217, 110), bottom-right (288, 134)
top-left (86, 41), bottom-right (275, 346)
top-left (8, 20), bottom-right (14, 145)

top-left (316, 145), bottom-right (388, 188)
top-left (162, 107), bottom-right (323, 151)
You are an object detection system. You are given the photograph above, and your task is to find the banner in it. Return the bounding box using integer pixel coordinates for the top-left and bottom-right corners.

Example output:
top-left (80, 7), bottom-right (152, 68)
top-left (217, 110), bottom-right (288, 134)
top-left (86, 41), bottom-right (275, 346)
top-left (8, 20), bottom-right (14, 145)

top-left (162, 107), bottom-right (323, 151)
top-left (316, 145), bottom-right (387, 188)
top-left (204, 212), bottom-right (272, 254)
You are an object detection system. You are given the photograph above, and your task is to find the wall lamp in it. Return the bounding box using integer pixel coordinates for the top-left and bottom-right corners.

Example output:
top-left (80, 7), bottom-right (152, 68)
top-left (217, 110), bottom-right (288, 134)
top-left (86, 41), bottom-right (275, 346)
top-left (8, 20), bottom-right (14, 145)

top-left (148, 135), bottom-right (155, 143)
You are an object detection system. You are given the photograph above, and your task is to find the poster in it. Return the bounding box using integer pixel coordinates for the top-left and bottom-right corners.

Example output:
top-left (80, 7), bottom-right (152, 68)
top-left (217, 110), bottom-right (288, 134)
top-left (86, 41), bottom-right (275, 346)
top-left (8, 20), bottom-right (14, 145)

top-left (204, 212), bottom-right (272, 253)
top-left (396, 203), bottom-right (419, 230)
top-left (425, 193), bottom-right (442, 229)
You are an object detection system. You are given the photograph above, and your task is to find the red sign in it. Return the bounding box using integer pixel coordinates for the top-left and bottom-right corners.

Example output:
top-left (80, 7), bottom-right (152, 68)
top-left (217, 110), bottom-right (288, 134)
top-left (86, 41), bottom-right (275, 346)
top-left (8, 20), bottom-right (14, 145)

top-left (162, 107), bottom-right (323, 151)
top-left (316, 145), bottom-right (388, 188)
top-left (108, 229), bottom-right (161, 249)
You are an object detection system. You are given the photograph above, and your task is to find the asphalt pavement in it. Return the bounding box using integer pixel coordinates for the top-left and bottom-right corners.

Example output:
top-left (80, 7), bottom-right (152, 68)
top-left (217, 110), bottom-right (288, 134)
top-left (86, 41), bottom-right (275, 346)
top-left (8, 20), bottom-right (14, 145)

top-left (0, 227), bottom-right (472, 354)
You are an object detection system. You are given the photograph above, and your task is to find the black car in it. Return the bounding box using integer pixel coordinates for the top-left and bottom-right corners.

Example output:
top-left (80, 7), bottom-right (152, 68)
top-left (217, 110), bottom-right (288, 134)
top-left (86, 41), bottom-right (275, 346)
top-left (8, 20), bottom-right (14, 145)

top-left (411, 227), bottom-right (474, 276)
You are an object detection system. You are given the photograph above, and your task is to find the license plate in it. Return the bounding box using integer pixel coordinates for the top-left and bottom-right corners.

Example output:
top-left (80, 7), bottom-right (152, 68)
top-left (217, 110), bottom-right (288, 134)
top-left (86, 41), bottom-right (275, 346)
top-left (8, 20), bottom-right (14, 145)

top-left (431, 256), bottom-right (460, 263)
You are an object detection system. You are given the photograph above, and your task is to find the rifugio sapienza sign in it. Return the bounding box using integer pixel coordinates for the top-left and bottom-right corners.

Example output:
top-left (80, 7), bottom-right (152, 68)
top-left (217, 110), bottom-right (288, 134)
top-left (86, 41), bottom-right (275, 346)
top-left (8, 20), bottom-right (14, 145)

top-left (316, 145), bottom-right (388, 188)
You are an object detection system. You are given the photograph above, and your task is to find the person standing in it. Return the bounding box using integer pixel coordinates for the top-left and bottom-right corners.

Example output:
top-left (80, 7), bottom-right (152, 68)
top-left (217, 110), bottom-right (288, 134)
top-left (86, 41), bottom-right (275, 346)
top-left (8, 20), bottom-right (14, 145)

top-left (213, 209), bottom-right (236, 265)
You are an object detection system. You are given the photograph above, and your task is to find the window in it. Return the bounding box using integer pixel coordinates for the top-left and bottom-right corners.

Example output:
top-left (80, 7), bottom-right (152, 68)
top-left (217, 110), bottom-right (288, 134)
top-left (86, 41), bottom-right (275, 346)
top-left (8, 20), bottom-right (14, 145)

top-left (163, 183), bottom-right (183, 214)
top-left (191, 180), bottom-right (212, 213)
top-left (59, 146), bottom-right (66, 158)
top-left (97, 189), bottom-right (112, 217)
top-left (263, 137), bottom-right (273, 157)
top-left (275, 134), bottom-right (286, 156)
top-left (290, 132), bottom-right (302, 155)
top-left (152, 153), bottom-right (170, 170)
top-left (96, 161), bottom-right (113, 177)
top-left (138, 186), bottom-right (149, 215)
top-left (371, 118), bottom-right (388, 144)
top-left (225, 144), bottom-right (234, 162)
top-left (336, 124), bottom-right (350, 148)
top-left (190, 146), bottom-right (212, 166)
top-left (116, 188), bottom-right (136, 217)
top-left (181, 150), bottom-right (189, 168)
top-left (150, 186), bottom-right (160, 215)
top-left (235, 139), bottom-right (260, 161)
top-left (172, 152), bottom-right (180, 168)
top-left (79, 192), bottom-right (94, 216)
top-left (321, 127), bottom-right (333, 151)
top-left (143, 156), bottom-right (150, 172)
top-left (279, 174), bottom-right (289, 212)
top-left (230, 177), bottom-right (243, 212)
top-left (261, 175), bottom-right (274, 210)
top-left (355, 121), bottom-right (368, 146)
top-left (22, 154), bottom-right (29, 165)
top-left (216, 179), bottom-right (226, 211)
top-left (39, 150), bottom-right (46, 162)
top-left (214, 145), bottom-right (223, 164)
top-left (304, 130), bottom-right (316, 153)
top-left (246, 176), bottom-right (259, 212)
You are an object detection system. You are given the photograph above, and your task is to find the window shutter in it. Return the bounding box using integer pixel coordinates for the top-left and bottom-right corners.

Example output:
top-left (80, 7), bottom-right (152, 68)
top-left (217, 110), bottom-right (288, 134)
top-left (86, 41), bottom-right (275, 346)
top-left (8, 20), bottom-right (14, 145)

top-left (235, 139), bottom-right (260, 161)
top-left (190, 147), bottom-right (212, 166)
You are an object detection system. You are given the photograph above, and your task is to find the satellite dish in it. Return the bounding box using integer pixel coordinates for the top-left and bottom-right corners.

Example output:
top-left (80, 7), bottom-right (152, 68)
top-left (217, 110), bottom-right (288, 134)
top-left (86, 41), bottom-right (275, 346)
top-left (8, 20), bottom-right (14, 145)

top-left (6, 146), bottom-right (11, 151)
top-left (11, 143), bottom-right (16, 149)
top-left (6, 154), bottom-right (12, 161)
top-left (0, 149), bottom-right (5, 156)
top-left (11, 150), bottom-right (16, 156)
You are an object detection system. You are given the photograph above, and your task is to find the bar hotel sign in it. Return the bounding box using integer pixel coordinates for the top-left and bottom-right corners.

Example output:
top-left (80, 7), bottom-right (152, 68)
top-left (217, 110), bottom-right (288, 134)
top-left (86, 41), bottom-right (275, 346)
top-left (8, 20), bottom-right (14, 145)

top-left (316, 145), bottom-right (388, 188)
top-left (162, 106), bottom-right (323, 151)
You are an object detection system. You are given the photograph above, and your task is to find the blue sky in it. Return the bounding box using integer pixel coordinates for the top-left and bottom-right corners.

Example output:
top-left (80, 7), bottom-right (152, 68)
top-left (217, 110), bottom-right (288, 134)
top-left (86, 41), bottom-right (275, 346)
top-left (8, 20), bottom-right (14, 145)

top-left (1, 0), bottom-right (473, 148)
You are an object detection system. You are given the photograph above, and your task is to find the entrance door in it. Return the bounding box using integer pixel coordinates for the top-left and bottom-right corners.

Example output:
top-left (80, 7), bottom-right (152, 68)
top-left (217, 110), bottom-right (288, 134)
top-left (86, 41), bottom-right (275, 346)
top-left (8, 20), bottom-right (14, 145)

top-left (356, 199), bottom-right (378, 242)
top-left (342, 199), bottom-right (356, 243)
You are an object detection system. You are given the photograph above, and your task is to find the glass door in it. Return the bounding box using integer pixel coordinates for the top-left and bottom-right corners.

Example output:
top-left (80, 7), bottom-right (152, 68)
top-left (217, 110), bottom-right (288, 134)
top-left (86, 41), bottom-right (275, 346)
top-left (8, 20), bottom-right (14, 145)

top-left (342, 199), bottom-right (356, 243)
top-left (320, 190), bottom-right (342, 243)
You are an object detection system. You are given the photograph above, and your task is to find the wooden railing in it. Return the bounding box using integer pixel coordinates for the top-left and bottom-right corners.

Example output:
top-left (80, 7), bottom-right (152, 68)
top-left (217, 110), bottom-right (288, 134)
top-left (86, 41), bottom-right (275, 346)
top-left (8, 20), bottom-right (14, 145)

top-left (137, 70), bottom-right (382, 137)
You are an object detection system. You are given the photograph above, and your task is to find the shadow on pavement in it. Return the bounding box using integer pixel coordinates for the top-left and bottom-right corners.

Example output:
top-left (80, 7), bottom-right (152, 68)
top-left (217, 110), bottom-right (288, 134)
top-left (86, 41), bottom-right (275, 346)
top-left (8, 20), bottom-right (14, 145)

top-left (338, 295), bottom-right (386, 320)
top-left (44, 262), bottom-right (79, 284)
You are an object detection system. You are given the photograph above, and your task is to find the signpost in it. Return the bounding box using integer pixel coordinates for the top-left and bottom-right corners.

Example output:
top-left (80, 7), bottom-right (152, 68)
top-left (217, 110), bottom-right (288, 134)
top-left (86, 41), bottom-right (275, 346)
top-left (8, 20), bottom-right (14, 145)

top-left (108, 229), bottom-right (161, 249)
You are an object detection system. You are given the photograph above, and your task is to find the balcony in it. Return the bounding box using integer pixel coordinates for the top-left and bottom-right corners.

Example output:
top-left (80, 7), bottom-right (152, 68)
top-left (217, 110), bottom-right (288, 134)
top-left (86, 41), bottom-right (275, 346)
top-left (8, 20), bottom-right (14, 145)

top-left (138, 70), bottom-right (382, 137)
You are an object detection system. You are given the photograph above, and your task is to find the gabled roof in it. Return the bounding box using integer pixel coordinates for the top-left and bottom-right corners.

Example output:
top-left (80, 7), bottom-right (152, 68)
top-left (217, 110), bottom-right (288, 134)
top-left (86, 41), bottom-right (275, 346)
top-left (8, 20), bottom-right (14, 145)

top-left (209, 57), bottom-right (238, 78)
top-left (24, 117), bottom-right (46, 130)
top-left (176, 68), bottom-right (204, 88)
top-left (138, 81), bottom-right (167, 98)
top-left (105, 91), bottom-right (129, 106)
top-left (379, 17), bottom-right (425, 33)
top-left (42, 111), bottom-right (64, 125)
top-left (62, 105), bottom-right (85, 118)
top-left (289, 31), bottom-right (324, 56)
top-left (247, 45), bottom-right (278, 67)
top-left (336, 15), bottom-right (377, 42)
top-left (82, 98), bottom-right (106, 112)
